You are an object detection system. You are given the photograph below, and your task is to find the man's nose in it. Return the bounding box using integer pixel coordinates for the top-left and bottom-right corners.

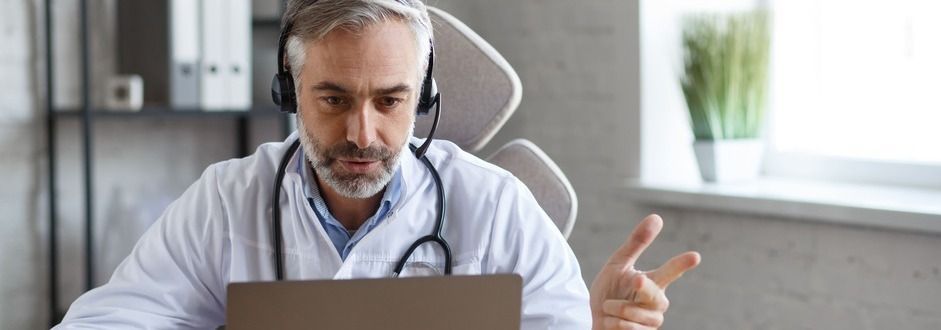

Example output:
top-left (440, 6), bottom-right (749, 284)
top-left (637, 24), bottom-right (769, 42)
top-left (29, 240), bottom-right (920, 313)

top-left (346, 102), bottom-right (376, 149)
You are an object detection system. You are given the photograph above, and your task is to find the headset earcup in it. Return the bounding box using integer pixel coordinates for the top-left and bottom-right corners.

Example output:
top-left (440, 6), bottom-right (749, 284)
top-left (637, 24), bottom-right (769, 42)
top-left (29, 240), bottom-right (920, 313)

top-left (271, 73), bottom-right (297, 113)
top-left (270, 74), bottom-right (283, 106)
top-left (417, 78), bottom-right (437, 115)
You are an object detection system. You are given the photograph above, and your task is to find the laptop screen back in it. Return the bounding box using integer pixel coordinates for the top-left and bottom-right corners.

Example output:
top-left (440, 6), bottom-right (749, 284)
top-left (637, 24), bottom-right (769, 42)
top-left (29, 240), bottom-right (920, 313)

top-left (226, 274), bottom-right (522, 330)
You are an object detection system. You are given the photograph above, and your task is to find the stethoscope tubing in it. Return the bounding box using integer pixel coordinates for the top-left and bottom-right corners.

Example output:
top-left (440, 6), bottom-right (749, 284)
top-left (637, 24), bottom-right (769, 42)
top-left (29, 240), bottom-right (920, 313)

top-left (393, 144), bottom-right (452, 277)
top-left (272, 139), bottom-right (302, 281)
top-left (271, 139), bottom-right (452, 281)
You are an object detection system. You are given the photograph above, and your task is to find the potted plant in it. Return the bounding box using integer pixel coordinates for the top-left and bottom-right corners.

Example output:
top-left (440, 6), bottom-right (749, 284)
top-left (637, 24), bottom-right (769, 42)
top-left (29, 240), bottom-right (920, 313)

top-left (681, 9), bottom-right (771, 182)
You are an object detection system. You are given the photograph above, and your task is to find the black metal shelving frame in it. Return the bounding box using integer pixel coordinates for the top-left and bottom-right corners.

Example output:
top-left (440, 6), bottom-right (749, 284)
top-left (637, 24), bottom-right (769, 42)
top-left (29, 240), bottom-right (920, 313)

top-left (44, 1), bottom-right (289, 326)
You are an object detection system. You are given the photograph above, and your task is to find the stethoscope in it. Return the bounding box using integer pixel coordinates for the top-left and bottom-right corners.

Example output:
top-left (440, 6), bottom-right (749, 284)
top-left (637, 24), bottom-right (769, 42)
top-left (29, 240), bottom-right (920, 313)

top-left (269, 18), bottom-right (451, 280)
top-left (270, 139), bottom-right (453, 280)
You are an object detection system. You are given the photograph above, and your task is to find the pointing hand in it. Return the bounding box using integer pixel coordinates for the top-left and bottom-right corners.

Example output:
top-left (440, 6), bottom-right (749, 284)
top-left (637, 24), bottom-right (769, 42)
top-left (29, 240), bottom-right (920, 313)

top-left (589, 214), bottom-right (702, 329)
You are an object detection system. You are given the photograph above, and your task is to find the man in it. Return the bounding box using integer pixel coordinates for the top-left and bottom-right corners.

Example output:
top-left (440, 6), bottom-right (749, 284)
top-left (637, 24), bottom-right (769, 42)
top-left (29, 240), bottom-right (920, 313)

top-left (56, 0), bottom-right (700, 329)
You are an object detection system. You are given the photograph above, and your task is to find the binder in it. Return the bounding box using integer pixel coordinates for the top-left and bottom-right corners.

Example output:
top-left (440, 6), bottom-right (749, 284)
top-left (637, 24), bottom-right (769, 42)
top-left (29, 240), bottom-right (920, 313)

top-left (224, 0), bottom-right (253, 110)
top-left (199, 0), bottom-right (228, 110)
top-left (169, 0), bottom-right (201, 109)
top-left (117, 0), bottom-right (250, 111)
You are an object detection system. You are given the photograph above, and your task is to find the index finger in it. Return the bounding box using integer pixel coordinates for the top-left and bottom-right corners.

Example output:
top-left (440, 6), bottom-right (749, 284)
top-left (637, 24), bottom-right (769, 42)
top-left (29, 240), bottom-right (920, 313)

top-left (607, 214), bottom-right (664, 266)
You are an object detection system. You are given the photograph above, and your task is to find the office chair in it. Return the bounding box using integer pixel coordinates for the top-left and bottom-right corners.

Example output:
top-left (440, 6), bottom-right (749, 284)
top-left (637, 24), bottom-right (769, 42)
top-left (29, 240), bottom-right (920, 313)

top-left (415, 7), bottom-right (578, 239)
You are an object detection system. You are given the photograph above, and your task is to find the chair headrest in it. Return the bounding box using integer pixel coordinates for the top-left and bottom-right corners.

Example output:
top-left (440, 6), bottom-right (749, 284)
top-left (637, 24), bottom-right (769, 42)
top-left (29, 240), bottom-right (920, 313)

top-left (414, 7), bottom-right (522, 153)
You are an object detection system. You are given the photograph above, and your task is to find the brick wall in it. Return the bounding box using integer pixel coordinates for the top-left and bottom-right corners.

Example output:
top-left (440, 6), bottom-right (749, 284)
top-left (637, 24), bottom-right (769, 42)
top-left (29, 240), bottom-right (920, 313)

top-left (628, 206), bottom-right (941, 329)
top-left (432, 0), bottom-right (645, 284)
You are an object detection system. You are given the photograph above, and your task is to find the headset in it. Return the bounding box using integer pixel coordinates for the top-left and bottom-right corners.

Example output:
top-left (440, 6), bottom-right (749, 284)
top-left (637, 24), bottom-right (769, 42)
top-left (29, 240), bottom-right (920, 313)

top-left (269, 1), bottom-right (452, 281)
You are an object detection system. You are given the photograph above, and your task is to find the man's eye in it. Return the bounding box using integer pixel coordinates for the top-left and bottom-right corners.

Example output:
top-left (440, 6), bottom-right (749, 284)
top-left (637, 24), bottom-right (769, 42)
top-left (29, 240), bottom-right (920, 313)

top-left (378, 97), bottom-right (402, 109)
top-left (321, 96), bottom-right (346, 106)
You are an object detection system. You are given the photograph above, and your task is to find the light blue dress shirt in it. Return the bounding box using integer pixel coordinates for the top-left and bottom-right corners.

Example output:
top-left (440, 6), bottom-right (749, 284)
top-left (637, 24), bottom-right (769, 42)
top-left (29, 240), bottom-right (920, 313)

top-left (298, 150), bottom-right (403, 260)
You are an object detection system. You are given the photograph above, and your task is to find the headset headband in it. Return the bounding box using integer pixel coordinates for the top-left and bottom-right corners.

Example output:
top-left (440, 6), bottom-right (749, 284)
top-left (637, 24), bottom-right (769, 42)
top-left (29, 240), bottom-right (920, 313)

top-left (276, 21), bottom-right (294, 81)
top-left (271, 2), bottom-right (438, 116)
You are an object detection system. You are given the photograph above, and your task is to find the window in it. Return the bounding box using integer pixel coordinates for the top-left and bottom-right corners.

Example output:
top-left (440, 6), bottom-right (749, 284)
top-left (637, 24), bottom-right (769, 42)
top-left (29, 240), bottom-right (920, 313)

top-left (768, 0), bottom-right (941, 188)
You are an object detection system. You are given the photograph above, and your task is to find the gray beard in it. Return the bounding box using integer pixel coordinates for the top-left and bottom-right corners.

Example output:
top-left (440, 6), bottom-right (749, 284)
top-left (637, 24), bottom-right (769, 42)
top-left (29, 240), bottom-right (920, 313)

top-left (296, 113), bottom-right (414, 199)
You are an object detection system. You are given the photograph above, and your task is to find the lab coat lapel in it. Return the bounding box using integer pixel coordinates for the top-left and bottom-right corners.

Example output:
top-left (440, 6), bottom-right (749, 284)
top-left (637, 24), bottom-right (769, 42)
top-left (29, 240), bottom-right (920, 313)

top-left (279, 146), bottom-right (344, 279)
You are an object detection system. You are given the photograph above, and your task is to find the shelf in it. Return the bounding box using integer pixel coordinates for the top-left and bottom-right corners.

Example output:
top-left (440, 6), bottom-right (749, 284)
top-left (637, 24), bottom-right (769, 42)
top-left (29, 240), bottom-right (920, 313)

top-left (51, 106), bottom-right (285, 119)
top-left (45, 0), bottom-right (291, 326)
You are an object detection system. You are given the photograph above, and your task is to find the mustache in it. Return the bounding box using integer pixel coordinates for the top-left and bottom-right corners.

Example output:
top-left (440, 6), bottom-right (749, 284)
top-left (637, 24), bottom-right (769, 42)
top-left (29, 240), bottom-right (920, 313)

top-left (322, 141), bottom-right (393, 163)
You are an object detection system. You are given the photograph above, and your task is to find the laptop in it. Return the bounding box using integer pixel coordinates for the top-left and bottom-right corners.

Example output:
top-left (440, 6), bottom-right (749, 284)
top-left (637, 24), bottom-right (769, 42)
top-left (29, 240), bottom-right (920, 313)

top-left (225, 274), bottom-right (522, 330)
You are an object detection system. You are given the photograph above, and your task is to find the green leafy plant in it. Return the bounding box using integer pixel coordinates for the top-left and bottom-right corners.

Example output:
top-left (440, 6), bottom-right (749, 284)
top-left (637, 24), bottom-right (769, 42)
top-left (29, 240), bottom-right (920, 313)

top-left (681, 10), bottom-right (771, 140)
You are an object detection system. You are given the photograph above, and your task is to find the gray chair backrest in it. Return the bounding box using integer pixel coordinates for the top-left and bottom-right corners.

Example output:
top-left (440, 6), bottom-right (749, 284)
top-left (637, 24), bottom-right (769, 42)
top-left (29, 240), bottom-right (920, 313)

top-left (415, 7), bottom-right (521, 153)
top-left (420, 7), bottom-right (578, 239)
top-left (486, 139), bottom-right (578, 238)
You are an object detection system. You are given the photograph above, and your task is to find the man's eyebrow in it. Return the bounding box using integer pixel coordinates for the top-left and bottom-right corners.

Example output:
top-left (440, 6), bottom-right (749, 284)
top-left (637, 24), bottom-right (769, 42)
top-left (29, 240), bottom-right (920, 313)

top-left (310, 81), bottom-right (348, 93)
top-left (310, 82), bottom-right (412, 95)
top-left (376, 84), bottom-right (411, 95)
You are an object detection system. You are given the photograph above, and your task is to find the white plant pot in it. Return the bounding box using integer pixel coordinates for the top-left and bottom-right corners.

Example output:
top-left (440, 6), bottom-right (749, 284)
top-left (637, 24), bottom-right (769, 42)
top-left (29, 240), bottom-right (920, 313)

top-left (693, 139), bottom-right (764, 182)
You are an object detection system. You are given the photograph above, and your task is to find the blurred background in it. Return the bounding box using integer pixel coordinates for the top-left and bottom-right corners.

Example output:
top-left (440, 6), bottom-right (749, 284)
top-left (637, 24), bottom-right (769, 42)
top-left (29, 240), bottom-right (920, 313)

top-left (2, 0), bottom-right (940, 328)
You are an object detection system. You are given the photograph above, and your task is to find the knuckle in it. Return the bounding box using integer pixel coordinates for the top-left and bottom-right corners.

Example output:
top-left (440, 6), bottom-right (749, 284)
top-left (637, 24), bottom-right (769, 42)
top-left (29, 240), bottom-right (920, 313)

top-left (623, 323), bottom-right (644, 330)
top-left (606, 316), bottom-right (642, 330)
top-left (620, 304), bottom-right (634, 317)
top-left (651, 312), bottom-right (665, 328)
top-left (603, 316), bottom-right (618, 329)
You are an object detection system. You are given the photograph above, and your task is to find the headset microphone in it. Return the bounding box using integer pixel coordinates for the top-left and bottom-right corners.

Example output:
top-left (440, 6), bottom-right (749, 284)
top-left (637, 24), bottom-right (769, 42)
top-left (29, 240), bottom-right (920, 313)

top-left (413, 43), bottom-right (440, 159)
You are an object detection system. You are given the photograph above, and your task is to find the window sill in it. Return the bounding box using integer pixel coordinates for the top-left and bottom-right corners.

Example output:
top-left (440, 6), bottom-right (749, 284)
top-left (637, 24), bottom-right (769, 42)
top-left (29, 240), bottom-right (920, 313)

top-left (625, 177), bottom-right (941, 234)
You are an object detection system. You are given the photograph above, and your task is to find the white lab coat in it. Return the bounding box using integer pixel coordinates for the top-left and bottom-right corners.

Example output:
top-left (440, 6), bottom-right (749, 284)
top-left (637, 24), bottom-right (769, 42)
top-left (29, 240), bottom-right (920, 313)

top-left (55, 134), bottom-right (591, 329)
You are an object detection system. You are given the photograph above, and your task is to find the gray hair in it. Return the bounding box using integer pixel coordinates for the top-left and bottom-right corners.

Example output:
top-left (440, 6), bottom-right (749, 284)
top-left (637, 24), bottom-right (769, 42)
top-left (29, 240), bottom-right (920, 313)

top-left (283, 0), bottom-right (433, 99)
